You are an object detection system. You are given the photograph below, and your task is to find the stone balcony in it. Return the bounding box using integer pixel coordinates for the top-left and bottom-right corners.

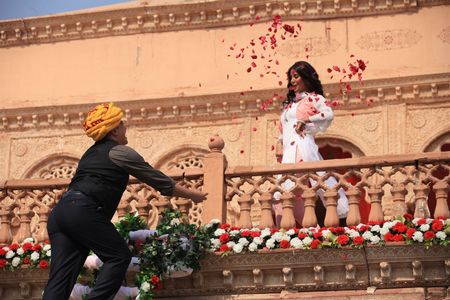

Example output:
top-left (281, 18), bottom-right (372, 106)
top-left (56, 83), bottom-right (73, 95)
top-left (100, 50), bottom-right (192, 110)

top-left (0, 136), bottom-right (449, 299)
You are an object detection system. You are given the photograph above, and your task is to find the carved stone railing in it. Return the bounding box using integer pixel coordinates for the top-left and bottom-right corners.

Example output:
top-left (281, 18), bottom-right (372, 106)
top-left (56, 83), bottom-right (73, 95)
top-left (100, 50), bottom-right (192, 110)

top-left (1, 135), bottom-right (449, 245)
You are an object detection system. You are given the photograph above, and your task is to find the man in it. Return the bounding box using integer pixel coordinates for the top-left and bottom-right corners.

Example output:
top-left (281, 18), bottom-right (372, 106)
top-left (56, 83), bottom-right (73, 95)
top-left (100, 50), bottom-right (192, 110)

top-left (43, 103), bottom-right (207, 300)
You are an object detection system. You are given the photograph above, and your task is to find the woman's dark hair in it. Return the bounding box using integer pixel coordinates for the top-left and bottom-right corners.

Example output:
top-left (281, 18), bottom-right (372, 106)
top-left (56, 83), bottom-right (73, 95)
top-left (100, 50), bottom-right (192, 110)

top-left (284, 61), bottom-right (324, 106)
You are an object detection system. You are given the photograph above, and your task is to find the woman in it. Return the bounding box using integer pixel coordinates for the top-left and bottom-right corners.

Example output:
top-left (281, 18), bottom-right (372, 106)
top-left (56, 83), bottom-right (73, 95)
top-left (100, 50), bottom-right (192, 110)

top-left (274, 61), bottom-right (348, 226)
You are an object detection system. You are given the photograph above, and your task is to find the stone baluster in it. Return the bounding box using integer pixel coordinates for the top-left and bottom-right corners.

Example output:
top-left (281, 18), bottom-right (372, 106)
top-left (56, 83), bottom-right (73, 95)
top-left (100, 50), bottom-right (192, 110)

top-left (259, 192), bottom-right (274, 228)
top-left (153, 198), bottom-right (172, 222)
top-left (135, 199), bottom-right (150, 224)
top-left (0, 208), bottom-right (12, 245)
top-left (238, 194), bottom-right (253, 228)
top-left (413, 182), bottom-right (430, 219)
top-left (116, 200), bottom-right (130, 219)
top-left (202, 135), bottom-right (227, 223)
top-left (346, 187), bottom-right (361, 226)
top-left (367, 187), bottom-right (383, 222)
top-left (35, 206), bottom-right (50, 243)
top-left (433, 181), bottom-right (449, 218)
top-left (323, 189), bottom-right (339, 227)
top-left (14, 208), bottom-right (34, 243)
top-left (175, 198), bottom-right (192, 224)
top-left (301, 189), bottom-right (317, 228)
top-left (391, 184), bottom-right (407, 218)
top-left (280, 191), bottom-right (295, 229)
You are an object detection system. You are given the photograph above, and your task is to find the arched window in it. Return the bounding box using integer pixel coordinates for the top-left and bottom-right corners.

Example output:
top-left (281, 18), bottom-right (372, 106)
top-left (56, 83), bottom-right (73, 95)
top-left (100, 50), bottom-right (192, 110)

top-left (22, 154), bottom-right (79, 179)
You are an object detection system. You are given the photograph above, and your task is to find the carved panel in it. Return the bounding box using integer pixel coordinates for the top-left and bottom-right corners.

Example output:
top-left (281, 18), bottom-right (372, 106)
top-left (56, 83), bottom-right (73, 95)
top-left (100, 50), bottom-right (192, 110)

top-left (356, 29), bottom-right (422, 51)
top-left (23, 155), bottom-right (78, 179)
top-left (438, 26), bottom-right (450, 44)
top-left (278, 37), bottom-right (341, 57)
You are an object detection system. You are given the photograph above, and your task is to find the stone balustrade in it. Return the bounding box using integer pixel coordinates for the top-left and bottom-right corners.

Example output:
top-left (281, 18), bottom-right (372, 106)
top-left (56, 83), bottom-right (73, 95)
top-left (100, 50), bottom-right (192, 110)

top-left (0, 135), bottom-right (449, 245)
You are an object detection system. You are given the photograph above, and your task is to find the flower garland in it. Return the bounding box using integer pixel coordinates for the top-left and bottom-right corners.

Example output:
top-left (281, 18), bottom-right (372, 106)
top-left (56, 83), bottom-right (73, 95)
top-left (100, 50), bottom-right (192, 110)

top-left (0, 237), bottom-right (51, 271)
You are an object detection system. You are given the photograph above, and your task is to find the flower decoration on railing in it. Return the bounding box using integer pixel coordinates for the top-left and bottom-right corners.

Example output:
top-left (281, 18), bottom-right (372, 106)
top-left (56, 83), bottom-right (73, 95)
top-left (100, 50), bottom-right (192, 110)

top-left (210, 214), bottom-right (450, 254)
top-left (0, 238), bottom-right (51, 271)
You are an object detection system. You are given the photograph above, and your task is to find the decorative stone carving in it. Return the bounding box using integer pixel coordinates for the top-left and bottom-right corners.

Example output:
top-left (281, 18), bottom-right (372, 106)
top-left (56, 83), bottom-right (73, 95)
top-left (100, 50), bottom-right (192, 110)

top-left (278, 37), bottom-right (341, 57)
top-left (356, 29), bottom-right (422, 51)
top-left (438, 26), bottom-right (450, 44)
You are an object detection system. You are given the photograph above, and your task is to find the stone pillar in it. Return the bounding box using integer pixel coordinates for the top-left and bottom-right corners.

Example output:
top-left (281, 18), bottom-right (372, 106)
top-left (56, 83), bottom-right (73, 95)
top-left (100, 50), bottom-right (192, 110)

top-left (346, 187), bottom-right (361, 226)
top-left (433, 181), bottom-right (449, 218)
top-left (202, 135), bottom-right (227, 224)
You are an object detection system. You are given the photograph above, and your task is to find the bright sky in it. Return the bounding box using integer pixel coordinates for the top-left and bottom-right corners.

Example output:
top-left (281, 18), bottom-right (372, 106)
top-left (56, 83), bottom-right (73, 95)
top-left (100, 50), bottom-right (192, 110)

top-left (0, 0), bottom-right (133, 20)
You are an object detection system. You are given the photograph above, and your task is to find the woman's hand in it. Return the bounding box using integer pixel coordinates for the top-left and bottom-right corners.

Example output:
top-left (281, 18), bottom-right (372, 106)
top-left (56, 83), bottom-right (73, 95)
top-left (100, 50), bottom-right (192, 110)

top-left (295, 121), bottom-right (306, 137)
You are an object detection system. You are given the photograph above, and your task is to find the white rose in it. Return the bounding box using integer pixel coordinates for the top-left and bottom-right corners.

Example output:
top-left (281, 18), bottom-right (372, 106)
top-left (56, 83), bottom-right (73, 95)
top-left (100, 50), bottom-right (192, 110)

top-left (238, 238), bottom-right (249, 246)
top-left (260, 229), bottom-right (271, 238)
top-left (226, 241), bottom-right (236, 248)
top-left (321, 230), bottom-right (332, 239)
top-left (140, 282), bottom-right (150, 292)
top-left (286, 229), bottom-right (296, 236)
top-left (371, 225), bottom-right (381, 232)
top-left (5, 250), bottom-right (14, 259)
top-left (302, 237), bottom-right (313, 246)
top-left (362, 231), bottom-right (374, 240)
top-left (250, 227), bottom-right (261, 232)
top-left (232, 243), bottom-right (243, 253)
top-left (170, 218), bottom-right (180, 226)
top-left (46, 250), bottom-right (51, 257)
top-left (23, 237), bottom-right (34, 243)
top-left (412, 231), bottom-right (424, 242)
top-left (253, 237), bottom-right (263, 245)
top-left (436, 231), bottom-right (446, 240)
top-left (214, 228), bottom-right (225, 236)
top-left (2, 247), bottom-right (9, 252)
top-left (230, 230), bottom-right (240, 237)
top-left (43, 245), bottom-right (51, 252)
top-left (16, 248), bottom-right (24, 255)
top-left (419, 224), bottom-right (430, 232)
top-left (426, 218), bottom-right (433, 224)
top-left (248, 242), bottom-right (258, 252)
top-left (265, 238), bottom-right (276, 249)
top-left (30, 251), bottom-right (40, 261)
top-left (209, 219), bottom-right (221, 225)
top-left (345, 229), bottom-right (359, 238)
top-left (299, 228), bottom-right (309, 234)
top-left (272, 232), bottom-right (283, 242)
top-left (290, 237), bottom-right (303, 249)
top-left (369, 236), bottom-right (381, 245)
top-left (412, 218), bottom-right (419, 225)
top-left (12, 257), bottom-right (21, 267)
top-left (210, 238), bottom-right (221, 249)
top-left (356, 223), bottom-right (366, 230)
top-left (379, 227), bottom-right (390, 235)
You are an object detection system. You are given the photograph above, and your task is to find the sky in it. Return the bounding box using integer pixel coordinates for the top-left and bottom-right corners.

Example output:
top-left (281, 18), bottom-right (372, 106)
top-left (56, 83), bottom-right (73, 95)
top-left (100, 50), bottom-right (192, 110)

top-left (0, 0), bottom-right (133, 20)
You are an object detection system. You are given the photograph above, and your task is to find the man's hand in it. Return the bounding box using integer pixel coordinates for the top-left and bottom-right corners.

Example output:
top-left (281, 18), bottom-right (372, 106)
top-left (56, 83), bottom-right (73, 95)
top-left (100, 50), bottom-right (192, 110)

top-left (172, 183), bottom-right (208, 203)
top-left (190, 190), bottom-right (208, 203)
top-left (295, 121), bottom-right (306, 137)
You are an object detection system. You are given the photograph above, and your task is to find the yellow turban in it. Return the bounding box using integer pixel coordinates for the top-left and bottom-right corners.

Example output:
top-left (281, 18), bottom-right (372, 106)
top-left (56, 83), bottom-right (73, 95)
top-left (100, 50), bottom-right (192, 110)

top-left (83, 102), bottom-right (123, 141)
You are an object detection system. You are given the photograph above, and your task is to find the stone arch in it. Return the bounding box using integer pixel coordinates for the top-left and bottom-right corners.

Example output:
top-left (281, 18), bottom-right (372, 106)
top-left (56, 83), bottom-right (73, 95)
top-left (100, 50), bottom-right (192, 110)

top-left (153, 145), bottom-right (209, 226)
top-left (315, 136), bottom-right (366, 157)
top-left (22, 153), bottom-right (79, 179)
top-left (423, 130), bottom-right (450, 152)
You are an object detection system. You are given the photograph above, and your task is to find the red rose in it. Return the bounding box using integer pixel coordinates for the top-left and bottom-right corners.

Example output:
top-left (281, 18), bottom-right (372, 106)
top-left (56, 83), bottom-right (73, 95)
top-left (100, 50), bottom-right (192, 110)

top-left (9, 243), bottom-right (19, 251)
top-left (313, 232), bottom-right (323, 239)
top-left (230, 226), bottom-right (240, 231)
top-left (403, 213), bottom-right (413, 221)
top-left (298, 233), bottom-right (307, 239)
top-left (384, 233), bottom-right (394, 242)
top-left (22, 243), bottom-right (33, 251)
top-left (219, 244), bottom-right (230, 252)
top-left (280, 240), bottom-right (290, 249)
top-left (151, 274), bottom-right (160, 285)
top-left (23, 257), bottom-right (30, 264)
top-left (270, 228), bottom-right (279, 234)
top-left (250, 231), bottom-right (261, 238)
top-left (337, 235), bottom-right (349, 246)
top-left (219, 233), bottom-right (230, 243)
top-left (32, 244), bottom-right (42, 252)
top-left (219, 224), bottom-right (231, 230)
top-left (406, 228), bottom-right (416, 239)
top-left (431, 221), bottom-right (443, 232)
top-left (134, 240), bottom-right (143, 252)
top-left (0, 249), bottom-right (6, 257)
top-left (424, 231), bottom-right (435, 241)
top-left (240, 230), bottom-right (251, 237)
top-left (39, 260), bottom-right (49, 269)
top-left (417, 218), bottom-right (427, 225)
top-left (393, 223), bottom-right (408, 233)
top-left (353, 236), bottom-right (364, 245)
top-left (0, 259), bottom-right (6, 268)
top-left (358, 225), bottom-right (369, 232)
top-left (310, 239), bottom-right (321, 249)
top-left (392, 234), bottom-right (404, 242)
